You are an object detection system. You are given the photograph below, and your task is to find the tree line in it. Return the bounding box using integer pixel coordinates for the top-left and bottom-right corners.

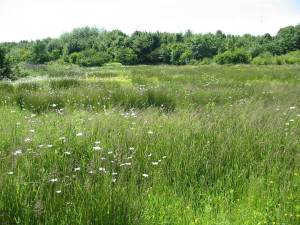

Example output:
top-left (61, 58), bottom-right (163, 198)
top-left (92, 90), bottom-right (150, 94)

top-left (0, 25), bottom-right (300, 79)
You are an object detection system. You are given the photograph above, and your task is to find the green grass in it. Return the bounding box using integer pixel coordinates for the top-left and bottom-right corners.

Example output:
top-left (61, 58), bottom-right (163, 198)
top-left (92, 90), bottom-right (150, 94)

top-left (0, 64), bottom-right (299, 224)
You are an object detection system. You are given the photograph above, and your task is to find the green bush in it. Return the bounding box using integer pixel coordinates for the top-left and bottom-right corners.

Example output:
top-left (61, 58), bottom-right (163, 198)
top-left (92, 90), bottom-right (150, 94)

top-left (76, 49), bottom-right (111, 67)
top-left (114, 48), bottom-right (138, 65)
top-left (214, 49), bottom-right (251, 64)
top-left (29, 40), bottom-right (50, 64)
top-left (0, 47), bottom-right (12, 80)
top-left (252, 51), bottom-right (300, 65)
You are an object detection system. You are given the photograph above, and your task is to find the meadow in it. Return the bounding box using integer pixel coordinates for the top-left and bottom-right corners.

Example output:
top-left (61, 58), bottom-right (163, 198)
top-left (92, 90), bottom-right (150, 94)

top-left (0, 63), bottom-right (299, 225)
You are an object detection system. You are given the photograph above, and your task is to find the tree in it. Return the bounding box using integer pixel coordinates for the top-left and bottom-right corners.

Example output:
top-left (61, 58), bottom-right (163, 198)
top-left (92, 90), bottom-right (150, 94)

top-left (29, 40), bottom-right (50, 64)
top-left (131, 32), bottom-right (161, 64)
top-left (114, 48), bottom-right (137, 65)
top-left (170, 43), bottom-right (192, 65)
top-left (0, 47), bottom-right (12, 80)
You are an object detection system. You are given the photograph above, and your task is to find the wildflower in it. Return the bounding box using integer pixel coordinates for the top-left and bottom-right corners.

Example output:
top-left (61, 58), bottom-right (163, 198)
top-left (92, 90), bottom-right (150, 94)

top-left (38, 145), bottom-right (44, 148)
top-left (290, 106), bottom-right (296, 110)
top-left (56, 190), bottom-right (62, 194)
top-left (112, 178), bottom-right (117, 183)
top-left (95, 141), bottom-right (101, 145)
top-left (129, 147), bottom-right (134, 150)
top-left (64, 151), bottom-right (71, 155)
top-left (99, 167), bottom-right (106, 173)
top-left (147, 153), bottom-right (152, 157)
top-left (125, 162), bottom-right (132, 166)
top-left (290, 119), bottom-right (294, 122)
top-left (52, 104), bottom-right (57, 107)
top-left (88, 170), bottom-right (94, 174)
top-left (93, 146), bottom-right (101, 151)
top-left (76, 132), bottom-right (83, 137)
top-left (127, 156), bottom-right (133, 159)
top-left (59, 137), bottom-right (66, 141)
top-left (16, 122), bottom-right (21, 126)
top-left (108, 151), bottom-right (113, 154)
top-left (13, 149), bottom-right (22, 156)
top-left (24, 138), bottom-right (31, 143)
top-left (152, 162), bottom-right (159, 166)
top-left (49, 178), bottom-right (58, 183)
top-left (11, 110), bottom-right (16, 113)
top-left (112, 172), bottom-right (118, 176)
top-left (100, 157), bottom-right (106, 160)
top-left (47, 145), bottom-right (53, 148)
top-left (285, 123), bottom-right (290, 126)
top-left (74, 167), bottom-right (80, 172)
top-left (142, 173), bottom-right (149, 178)
top-left (29, 129), bottom-right (35, 133)
top-left (7, 171), bottom-right (13, 175)
top-left (148, 130), bottom-right (153, 135)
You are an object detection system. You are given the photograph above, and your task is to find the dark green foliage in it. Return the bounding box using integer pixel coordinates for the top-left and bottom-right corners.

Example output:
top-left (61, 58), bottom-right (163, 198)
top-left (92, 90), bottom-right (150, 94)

top-left (0, 47), bottom-right (12, 80)
top-left (29, 40), bottom-right (50, 64)
top-left (114, 48), bottom-right (138, 65)
top-left (2, 24), bottom-right (300, 68)
top-left (76, 49), bottom-right (111, 67)
top-left (214, 49), bottom-right (251, 64)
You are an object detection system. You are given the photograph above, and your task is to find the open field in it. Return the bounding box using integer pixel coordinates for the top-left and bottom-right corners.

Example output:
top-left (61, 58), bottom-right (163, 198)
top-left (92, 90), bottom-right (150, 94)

top-left (0, 64), bottom-right (300, 224)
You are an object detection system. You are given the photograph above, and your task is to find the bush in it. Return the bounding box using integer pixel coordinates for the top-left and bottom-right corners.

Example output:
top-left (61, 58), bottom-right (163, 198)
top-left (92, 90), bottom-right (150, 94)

top-left (29, 40), bottom-right (50, 64)
top-left (251, 52), bottom-right (273, 65)
top-left (214, 49), bottom-right (251, 64)
top-left (0, 47), bottom-right (12, 80)
top-left (76, 49), bottom-right (111, 67)
top-left (251, 51), bottom-right (300, 65)
top-left (114, 48), bottom-right (138, 65)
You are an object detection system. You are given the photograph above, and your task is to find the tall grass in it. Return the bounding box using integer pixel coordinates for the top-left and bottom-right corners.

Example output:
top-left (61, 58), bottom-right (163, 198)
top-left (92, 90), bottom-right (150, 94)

top-left (0, 64), bottom-right (299, 224)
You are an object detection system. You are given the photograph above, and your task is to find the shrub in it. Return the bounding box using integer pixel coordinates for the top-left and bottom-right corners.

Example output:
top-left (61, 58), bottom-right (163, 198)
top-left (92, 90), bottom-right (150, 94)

top-left (29, 40), bottom-right (51, 64)
top-left (114, 48), bottom-right (138, 65)
top-left (0, 47), bottom-right (12, 80)
top-left (251, 52), bottom-right (273, 65)
top-left (251, 51), bottom-right (300, 65)
top-left (76, 49), bottom-right (111, 67)
top-left (214, 49), bottom-right (251, 64)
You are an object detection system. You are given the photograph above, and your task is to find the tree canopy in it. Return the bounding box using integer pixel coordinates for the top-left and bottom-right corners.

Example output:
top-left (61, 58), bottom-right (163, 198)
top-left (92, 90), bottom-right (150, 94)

top-left (0, 24), bottom-right (300, 69)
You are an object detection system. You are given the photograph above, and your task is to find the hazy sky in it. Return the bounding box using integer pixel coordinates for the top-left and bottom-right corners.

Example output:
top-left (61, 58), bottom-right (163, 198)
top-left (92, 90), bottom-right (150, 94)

top-left (0, 0), bottom-right (300, 42)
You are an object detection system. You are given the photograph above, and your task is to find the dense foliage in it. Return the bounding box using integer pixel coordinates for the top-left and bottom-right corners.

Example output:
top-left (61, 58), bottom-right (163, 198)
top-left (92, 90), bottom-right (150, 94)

top-left (0, 47), bottom-right (12, 79)
top-left (0, 24), bottom-right (299, 73)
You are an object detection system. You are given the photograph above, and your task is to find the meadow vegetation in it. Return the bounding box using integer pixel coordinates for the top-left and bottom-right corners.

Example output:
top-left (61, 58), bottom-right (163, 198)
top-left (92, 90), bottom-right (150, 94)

top-left (0, 64), bottom-right (299, 224)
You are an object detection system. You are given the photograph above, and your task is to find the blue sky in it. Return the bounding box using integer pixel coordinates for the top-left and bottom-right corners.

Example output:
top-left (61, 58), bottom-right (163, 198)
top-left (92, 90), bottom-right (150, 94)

top-left (0, 0), bottom-right (299, 42)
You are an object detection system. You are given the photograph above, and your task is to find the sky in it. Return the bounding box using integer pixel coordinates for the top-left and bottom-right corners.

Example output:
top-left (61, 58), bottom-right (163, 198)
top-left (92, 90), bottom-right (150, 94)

top-left (0, 0), bottom-right (299, 42)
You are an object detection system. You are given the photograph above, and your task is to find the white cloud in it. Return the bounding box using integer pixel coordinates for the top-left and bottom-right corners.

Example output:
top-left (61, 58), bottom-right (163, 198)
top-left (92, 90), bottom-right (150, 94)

top-left (0, 0), bottom-right (299, 42)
